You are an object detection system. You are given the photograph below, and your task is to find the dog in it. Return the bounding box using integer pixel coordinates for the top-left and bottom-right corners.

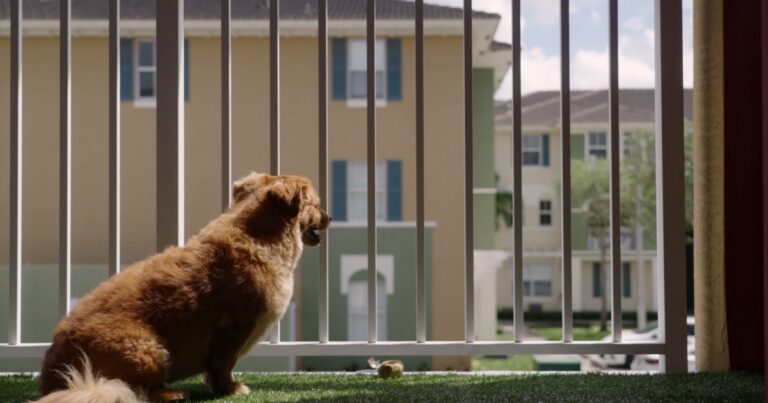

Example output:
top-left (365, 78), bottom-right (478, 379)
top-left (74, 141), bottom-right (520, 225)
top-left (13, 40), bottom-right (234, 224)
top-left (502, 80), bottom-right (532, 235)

top-left (35, 173), bottom-right (330, 402)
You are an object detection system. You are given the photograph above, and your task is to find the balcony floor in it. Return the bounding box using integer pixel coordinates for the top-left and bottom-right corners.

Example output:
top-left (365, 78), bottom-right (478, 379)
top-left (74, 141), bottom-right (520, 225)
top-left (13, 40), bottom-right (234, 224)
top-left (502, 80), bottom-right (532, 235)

top-left (0, 371), bottom-right (762, 402)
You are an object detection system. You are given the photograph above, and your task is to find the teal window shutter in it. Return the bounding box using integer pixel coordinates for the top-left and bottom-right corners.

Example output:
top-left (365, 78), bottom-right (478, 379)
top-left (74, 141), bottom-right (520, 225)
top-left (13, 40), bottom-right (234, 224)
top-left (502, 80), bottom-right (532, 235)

top-left (184, 39), bottom-right (190, 101)
top-left (623, 263), bottom-right (631, 298)
top-left (386, 160), bottom-right (402, 221)
top-left (571, 134), bottom-right (585, 160)
top-left (593, 263), bottom-right (601, 298)
top-left (542, 135), bottom-right (550, 166)
top-left (386, 38), bottom-right (402, 100)
top-left (332, 38), bottom-right (347, 100)
top-left (332, 161), bottom-right (347, 221)
top-left (120, 38), bottom-right (133, 100)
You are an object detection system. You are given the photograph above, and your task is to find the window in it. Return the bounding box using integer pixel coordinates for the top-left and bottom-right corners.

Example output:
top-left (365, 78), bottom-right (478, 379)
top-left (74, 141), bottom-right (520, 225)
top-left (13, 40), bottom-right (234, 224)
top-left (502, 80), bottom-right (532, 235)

top-left (592, 262), bottom-right (632, 298)
top-left (347, 39), bottom-right (386, 100)
top-left (588, 132), bottom-right (608, 159)
top-left (135, 40), bottom-right (156, 100)
top-left (539, 200), bottom-right (552, 226)
top-left (348, 276), bottom-right (387, 341)
top-left (623, 263), bottom-right (631, 298)
top-left (522, 136), bottom-right (542, 166)
top-left (522, 264), bottom-right (552, 297)
top-left (347, 161), bottom-right (387, 221)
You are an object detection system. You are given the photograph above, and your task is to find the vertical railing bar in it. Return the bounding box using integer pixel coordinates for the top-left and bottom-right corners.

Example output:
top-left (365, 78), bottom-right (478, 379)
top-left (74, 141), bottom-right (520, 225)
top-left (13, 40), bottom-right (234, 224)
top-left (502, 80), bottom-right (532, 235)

top-left (269, 0), bottom-right (281, 344)
top-left (463, 0), bottom-right (475, 344)
top-left (560, 0), bottom-right (573, 343)
top-left (511, 0), bottom-right (524, 343)
top-left (221, 0), bottom-right (231, 211)
top-left (270, 0), bottom-right (280, 177)
top-left (155, 0), bottom-right (185, 250)
top-left (108, 0), bottom-right (121, 277)
top-left (318, 0), bottom-right (330, 344)
top-left (366, 0), bottom-right (378, 344)
top-left (415, 0), bottom-right (426, 344)
top-left (9, 0), bottom-right (22, 345)
top-left (654, 0), bottom-right (687, 373)
top-left (59, 0), bottom-right (72, 319)
top-left (608, 0), bottom-right (623, 343)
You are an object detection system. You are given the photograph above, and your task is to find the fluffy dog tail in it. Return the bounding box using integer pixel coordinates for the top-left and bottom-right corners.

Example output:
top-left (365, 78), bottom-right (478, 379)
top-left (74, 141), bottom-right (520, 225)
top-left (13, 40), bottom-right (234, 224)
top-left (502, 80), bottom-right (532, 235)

top-left (32, 354), bottom-right (141, 403)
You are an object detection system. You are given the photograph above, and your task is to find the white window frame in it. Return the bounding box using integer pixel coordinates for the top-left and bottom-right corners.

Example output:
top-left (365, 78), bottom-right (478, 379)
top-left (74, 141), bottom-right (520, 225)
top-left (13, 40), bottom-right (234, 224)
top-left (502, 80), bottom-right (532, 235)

top-left (522, 135), bottom-right (543, 166)
top-left (522, 264), bottom-right (553, 298)
top-left (347, 277), bottom-right (388, 341)
top-left (587, 132), bottom-right (608, 160)
top-left (346, 38), bottom-right (387, 108)
top-left (341, 255), bottom-right (394, 342)
top-left (134, 39), bottom-right (157, 108)
top-left (347, 161), bottom-right (387, 222)
top-left (539, 200), bottom-right (552, 226)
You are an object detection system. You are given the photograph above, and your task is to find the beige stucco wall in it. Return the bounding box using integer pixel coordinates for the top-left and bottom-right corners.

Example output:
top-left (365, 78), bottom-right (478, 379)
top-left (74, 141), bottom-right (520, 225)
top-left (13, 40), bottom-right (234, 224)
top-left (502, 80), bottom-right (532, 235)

top-left (495, 258), bottom-right (657, 315)
top-left (0, 35), bottom-right (471, 367)
top-left (574, 260), bottom-right (657, 312)
top-left (494, 129), bottom-right (562, 252)
top-left (493, 124), bottom-right (658, 313)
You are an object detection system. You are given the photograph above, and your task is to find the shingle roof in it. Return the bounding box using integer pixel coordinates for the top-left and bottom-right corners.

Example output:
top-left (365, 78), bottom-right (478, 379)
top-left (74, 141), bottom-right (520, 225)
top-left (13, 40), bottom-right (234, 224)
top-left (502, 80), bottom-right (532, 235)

top-left (489, 41), bottom-right (512, 51)
top-left (495, 89), bottom-right (694, 127)
top-left (0, 0), bottom-right (499, 20)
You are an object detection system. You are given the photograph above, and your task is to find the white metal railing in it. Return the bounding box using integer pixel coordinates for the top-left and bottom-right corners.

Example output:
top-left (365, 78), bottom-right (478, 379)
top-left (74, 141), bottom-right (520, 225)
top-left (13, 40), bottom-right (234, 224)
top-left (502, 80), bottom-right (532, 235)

top-left (2, 0), bottom-right (688, 372)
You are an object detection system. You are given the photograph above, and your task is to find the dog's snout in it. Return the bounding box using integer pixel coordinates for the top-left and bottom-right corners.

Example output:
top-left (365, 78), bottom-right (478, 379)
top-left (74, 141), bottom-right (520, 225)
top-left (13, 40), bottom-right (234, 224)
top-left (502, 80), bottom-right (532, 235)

top-left (328, 216), bottom-right (333, 222)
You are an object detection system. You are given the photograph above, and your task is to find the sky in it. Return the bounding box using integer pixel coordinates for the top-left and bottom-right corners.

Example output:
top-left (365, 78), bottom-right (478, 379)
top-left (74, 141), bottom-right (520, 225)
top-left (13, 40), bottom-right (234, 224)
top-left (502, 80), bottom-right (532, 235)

top-left (419, 0), bottom-right (693, 99)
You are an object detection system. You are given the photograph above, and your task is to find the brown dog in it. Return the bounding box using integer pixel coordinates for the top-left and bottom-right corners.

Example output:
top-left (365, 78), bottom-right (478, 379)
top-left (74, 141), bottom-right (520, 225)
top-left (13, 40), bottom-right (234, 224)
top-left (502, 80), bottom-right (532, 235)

top-left (35, 173), bottom-right (330, 402)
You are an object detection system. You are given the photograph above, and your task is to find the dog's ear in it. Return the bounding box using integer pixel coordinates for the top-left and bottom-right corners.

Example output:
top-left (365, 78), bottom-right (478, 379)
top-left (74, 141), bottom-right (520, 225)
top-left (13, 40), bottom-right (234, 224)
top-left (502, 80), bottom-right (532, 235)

top-left (232, 172), bottom-right (263, 204)
top-left (267, 178), bottom-right (305, 218)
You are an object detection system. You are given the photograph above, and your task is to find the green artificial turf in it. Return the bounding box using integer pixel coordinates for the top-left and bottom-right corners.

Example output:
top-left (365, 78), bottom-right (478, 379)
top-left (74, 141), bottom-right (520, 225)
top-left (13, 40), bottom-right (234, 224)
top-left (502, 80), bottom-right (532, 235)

top-left (0, 372), bottom-right (762, 402)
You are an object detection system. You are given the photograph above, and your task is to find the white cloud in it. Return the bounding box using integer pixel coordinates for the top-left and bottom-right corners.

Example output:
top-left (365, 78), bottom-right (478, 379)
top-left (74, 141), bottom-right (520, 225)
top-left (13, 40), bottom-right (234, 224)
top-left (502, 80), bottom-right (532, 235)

top-left (525, 0), bottom-right (561, 26)
top-left (590, 9), bottom-right (601, 22)
top-left (494, 29), bottom-right (658, 99)
top-left (572, 47), bottom-right (655, 89)
top-left (625, 17), bottom-right (644, 32)
top-left (413, 0), bottom-right (695, 98)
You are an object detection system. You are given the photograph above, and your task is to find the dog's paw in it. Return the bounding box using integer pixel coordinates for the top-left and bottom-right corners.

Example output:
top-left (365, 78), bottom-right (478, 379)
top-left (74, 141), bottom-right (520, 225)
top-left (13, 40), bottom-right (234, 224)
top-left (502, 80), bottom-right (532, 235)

top-left (211, 381), bottom-right (251, 396)
top-left (231, 382), bottom-right (251, 395)
top-left (148, 388), bottom-right (190, 402)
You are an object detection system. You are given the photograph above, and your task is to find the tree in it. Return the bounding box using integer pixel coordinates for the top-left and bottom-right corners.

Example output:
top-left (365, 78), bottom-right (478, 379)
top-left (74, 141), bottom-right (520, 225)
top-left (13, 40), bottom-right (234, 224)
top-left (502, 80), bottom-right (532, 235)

top-left (571, 157), bottom-right (614, 331)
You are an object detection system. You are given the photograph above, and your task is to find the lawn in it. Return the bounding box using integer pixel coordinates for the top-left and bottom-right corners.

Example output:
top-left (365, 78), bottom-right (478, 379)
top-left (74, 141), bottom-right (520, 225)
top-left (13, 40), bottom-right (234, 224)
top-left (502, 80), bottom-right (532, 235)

top-left (472, 354), bottom-right (535, 371)
top-left (530, 325), bottom-right (610, 341)
top-left (0, 372), bottom-right (762, 402)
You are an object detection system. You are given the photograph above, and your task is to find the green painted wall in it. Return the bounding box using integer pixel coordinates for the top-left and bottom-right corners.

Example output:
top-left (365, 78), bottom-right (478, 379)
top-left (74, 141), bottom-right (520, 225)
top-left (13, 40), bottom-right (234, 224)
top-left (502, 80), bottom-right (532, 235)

top-left (300, 227), bottom-right (433, 371)
top-left (473, 68), bottom-right (495, 189)
top-left (571, 212), bottom-right (588, 250)
top-left (0, 265), bottom-right (290, 372)
top-left (474, 194), bottom-right (496, 250)
top-left (571, 134), bottom-right (585, 160)
top-left (473, 68), bottom-right (496, 250)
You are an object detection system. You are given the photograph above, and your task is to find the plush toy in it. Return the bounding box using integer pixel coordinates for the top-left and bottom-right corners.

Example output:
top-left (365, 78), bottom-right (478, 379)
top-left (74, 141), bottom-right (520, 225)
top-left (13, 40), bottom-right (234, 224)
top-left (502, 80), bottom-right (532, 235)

top-left (368, 357), bottom-right (404, 379)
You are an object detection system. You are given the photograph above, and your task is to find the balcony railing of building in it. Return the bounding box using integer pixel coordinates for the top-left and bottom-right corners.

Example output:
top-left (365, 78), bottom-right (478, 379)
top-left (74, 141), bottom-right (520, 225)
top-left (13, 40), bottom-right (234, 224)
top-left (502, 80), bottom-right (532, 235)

top-left (1, 0), bottom-right (688, 372)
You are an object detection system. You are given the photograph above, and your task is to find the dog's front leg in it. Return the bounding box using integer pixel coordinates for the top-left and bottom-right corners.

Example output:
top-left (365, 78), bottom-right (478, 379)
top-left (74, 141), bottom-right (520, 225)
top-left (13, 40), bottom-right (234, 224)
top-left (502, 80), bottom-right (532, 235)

top-left (204, 323), bottom-right (253, 396)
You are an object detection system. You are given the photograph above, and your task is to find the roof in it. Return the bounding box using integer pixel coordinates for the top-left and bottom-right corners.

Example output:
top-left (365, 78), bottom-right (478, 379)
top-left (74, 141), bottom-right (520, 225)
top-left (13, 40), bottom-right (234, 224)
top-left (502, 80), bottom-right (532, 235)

top-left (495, 89), bottom-right (694, 128)
top-left (489, 41), bottom-right (512, 51)
top-left (0, 0), bottom-right (500, 21)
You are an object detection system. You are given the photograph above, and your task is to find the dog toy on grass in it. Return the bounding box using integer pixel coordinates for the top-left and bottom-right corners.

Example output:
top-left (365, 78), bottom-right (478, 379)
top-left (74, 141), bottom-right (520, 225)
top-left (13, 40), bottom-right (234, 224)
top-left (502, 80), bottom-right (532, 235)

top-left (368, 357), bottom-right (404, 379)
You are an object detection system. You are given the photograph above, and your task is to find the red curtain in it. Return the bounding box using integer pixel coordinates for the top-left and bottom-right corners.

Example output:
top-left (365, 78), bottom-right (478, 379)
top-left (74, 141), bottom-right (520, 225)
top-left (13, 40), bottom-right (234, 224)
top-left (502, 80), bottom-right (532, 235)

top-left (722, 0), bottom-right (765, 372)
top-left (761, 0), bottom-right (768, 381)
